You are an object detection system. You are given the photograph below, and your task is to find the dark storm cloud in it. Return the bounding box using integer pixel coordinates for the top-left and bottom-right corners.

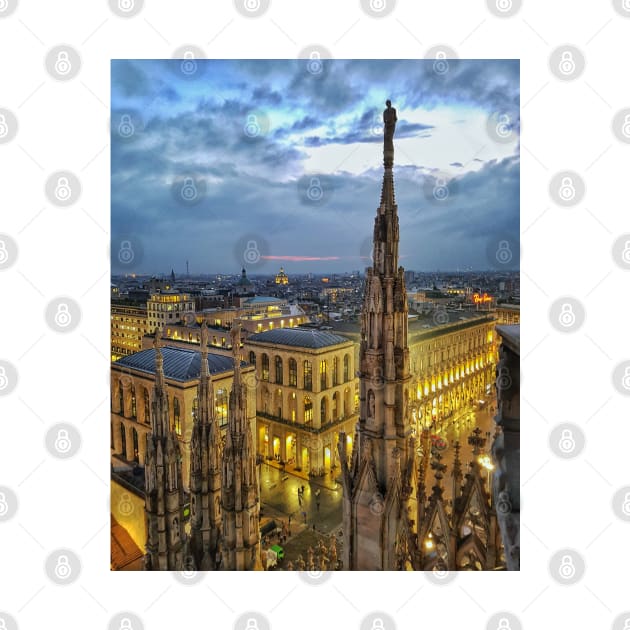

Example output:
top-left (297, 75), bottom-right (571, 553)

top-left (111, 59), bottom-right (519, 273)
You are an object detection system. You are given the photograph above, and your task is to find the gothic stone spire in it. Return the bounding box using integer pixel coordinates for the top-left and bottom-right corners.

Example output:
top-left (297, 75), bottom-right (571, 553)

top-left (338, 102), bottom-right (415, 570)
top-left (189, 321), bottom-right (222, 569)
top-left (144, 326), bottom-right (188, 570)
top-left (220, 320), bottom-right (261, 570)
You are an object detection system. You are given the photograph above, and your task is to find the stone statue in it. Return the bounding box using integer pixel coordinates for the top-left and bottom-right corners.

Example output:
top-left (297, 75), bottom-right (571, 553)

top-left (383, 99), bottom-right (397, 156)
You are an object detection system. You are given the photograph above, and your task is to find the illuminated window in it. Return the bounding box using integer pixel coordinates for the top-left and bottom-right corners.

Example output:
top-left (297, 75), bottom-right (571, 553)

top-left (343, 354), bottom-right (350, 382)
top-left (131, 385), bottom-right (137, 419)
top-left (304, 361), bottom-right (312, 391)
top-left (289, 358), bottom-right (297, 387)
top-left (132, 428), bottom-right (139, 463)
top-left (332, 356), bottom-right (339, 386)
top-left (120, 422), bottom-right (127, 457)
top-left (249, 351), bottom-right (256, 366)
top-left (261, 353), bottom-right (269, 381)
top-left (320, 360), bottom-right (327, 390)
top-left (320, 397), bottom-right (327, 423)
top-left (275, 356), bottom-right (283, 384)
top-left (304, 396), bottom-right (313, 424)
top-left (332, 391), bottom-right (339, 420)
top-left (216, 388), bottom-right (228, 427)
top-left (173, 397), bottom-right (181, 435)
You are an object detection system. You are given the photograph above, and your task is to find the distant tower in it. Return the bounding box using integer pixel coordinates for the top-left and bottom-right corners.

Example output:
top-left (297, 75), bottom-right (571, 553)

top-left (144, 328), bottom-right (188, 570)
top-left (170, 268), bottom-right (175, 283)
top-left (220, 321), bottom-right (261, 570)
top-left (189, 321), bottom-right (222, 569)
top-left (338, 101), bottom-right (416, 570)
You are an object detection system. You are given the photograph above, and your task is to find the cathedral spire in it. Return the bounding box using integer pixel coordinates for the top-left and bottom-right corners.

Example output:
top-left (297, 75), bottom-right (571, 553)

top-left (220, 319), bottom-right (261, 570)
top-left (144, 326), bottom-right (188, 570)
top-left (338, 102), bottom-right (415, 570)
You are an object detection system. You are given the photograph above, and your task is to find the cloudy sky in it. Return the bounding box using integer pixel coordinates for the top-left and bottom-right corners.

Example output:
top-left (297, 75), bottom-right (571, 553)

top-left (111, 58), bottom-right (519, 275)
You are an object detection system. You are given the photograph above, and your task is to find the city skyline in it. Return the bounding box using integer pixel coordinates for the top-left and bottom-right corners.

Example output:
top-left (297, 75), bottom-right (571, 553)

top-left (111, 59), bottom-right (519, 275)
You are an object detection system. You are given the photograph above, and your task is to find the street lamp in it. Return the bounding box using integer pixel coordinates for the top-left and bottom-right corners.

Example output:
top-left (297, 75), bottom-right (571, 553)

top-left (478, 453), bottom-right (495, 495)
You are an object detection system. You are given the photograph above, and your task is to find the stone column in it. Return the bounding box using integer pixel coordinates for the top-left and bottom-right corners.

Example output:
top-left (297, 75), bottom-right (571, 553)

top-left (138, 427), bottom-right (147, 465)
top-left (112, 415), bottom-right (122, 453)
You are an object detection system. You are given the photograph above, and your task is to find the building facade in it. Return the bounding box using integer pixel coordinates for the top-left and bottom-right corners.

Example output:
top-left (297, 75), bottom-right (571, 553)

top-left (111, 303), bottom-right (148, 361)
top-left (147, 291), bottom-right (195, 333)
top-left (244, 328), bottom-right (358, 476)
top-left (110, 343), bottom-right (256, 490)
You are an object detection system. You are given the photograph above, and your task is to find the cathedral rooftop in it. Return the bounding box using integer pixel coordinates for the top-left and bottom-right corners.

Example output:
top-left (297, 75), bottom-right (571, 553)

top-left (114, 345), bottom-right (246, 382)
top-left (247, 327), bottom-right (351, 349)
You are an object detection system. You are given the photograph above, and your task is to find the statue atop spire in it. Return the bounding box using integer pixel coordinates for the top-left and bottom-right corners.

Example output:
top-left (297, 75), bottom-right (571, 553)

top-left (383, 99), bottom-right (397, 168)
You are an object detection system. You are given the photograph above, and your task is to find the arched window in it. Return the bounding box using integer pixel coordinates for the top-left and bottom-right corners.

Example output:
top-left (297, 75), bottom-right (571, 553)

top-left (319, 360), bottom-right (327, 390)
top-left (304, 396), bottom-right (313, 424)
top-left (332, 357), bottom-right (339, 386)
top-left (261, 353), bottom-right (269, 381)
top-left (132, 428), bottom-right (139, 463)
top-left (332, 391), bottom-right (339, 420)
top-left (249, 351), bottom-right (256, 366)
top-left (173, 397), bottom-right (181, 435)
top-left (118, 380), bottom-right (124, 415)
top-left (320, 397), bottom-right (327, 424)
top-left (304, 360), bottom-right (312, 391)
top-left (120, 422), bottom-right (127, 458)
top-left (288, 358), bottom-right (297, 387)
top-left (216, 388), bottom-right (228, 427)
top-left (343, 354), bottom-right (350, 382)
top-left (130, 385), bottom-right (137, 419)
top-left (275, 356), bottom-right (283, 385)
top-left (143, 387), bottom-right (150, 423)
